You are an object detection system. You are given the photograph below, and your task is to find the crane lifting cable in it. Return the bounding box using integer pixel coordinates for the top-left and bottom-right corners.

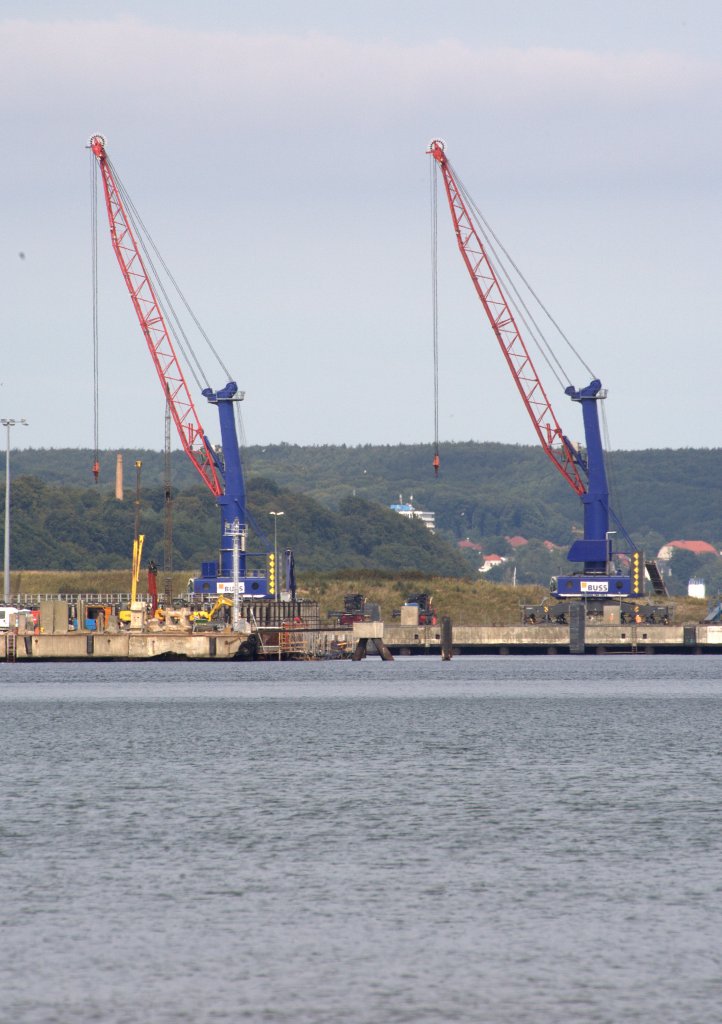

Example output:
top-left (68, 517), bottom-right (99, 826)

top-left (437, 159), bottom-right (597, 393)
top-left (454, 174), bottom-right (597, 386)
top-left (90, 149), bottom-right (100, 482)
top-left (430, 150), bottom-right (440, 476)
top-left (102, 155), bottom-right (214, 394)
top-left (113, 173), bottom-right (251, 457)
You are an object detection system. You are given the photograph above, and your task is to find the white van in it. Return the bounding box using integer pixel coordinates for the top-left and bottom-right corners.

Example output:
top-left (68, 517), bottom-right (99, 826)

top-left (0, 607), bottom-right (33, 631)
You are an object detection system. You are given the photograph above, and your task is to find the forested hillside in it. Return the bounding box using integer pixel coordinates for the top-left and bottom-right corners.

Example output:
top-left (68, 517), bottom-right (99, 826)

top-left (6, 443), bottom-right (722, 593)
top-left (2, 474), bottom-right (470, 577)
top-left (13, 441), bottom-right (722, 549)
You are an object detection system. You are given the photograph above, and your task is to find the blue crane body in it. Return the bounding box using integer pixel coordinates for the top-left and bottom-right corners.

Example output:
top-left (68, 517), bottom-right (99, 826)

top-left (194, 382), bottom-right (272, 599)
top-left (552, 379), bottom-right (641, 599)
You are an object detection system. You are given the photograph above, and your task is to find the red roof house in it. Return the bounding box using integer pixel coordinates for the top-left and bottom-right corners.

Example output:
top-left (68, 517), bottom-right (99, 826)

top-left (657, 540), bottom-right (719, 561)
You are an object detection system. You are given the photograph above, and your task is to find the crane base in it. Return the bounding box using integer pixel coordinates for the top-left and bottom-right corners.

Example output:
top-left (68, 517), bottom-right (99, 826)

top-left (551, 574), bottom-right (639, 599)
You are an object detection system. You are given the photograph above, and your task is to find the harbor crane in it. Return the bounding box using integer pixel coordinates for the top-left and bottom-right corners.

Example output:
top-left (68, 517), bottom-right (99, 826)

top-left (89, 134), bottom-right (273, 599)
top-left (428, 139), bottom-right (644, 601)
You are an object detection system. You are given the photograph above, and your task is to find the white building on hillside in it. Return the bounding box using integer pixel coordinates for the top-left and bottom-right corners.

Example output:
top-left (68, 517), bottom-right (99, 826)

top-left (389, 495), bottom-right (436, 532)
top-left (479, 554), bottom-right (506, 574)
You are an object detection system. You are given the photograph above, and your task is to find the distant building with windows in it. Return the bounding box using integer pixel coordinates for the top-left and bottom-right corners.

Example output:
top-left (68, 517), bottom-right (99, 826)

top-left (389, 496), bottom-right (436, 533)
top-left (479, 554), bottom-right (506, 574)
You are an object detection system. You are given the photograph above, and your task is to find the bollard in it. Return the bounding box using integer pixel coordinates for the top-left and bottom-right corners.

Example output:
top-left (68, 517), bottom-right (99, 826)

top-left (440, 616), bottom-right (453, 660)
top-left (569, 601), bottom-right (585, 655)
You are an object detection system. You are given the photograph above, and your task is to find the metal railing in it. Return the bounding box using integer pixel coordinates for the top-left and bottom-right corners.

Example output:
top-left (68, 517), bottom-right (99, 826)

top-left (9, 593), bottom-right (147, 607)
top-left (5, 594), bottom-right (321, 629)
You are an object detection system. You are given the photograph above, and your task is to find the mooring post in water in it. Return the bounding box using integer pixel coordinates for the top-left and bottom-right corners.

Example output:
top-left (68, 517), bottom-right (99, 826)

top-left (440, 616), bottom-right (452, 660)
top-left (352, 637), bottom-right (368, 661)
top-left (351, 622), bottom-right (394, 661)
top-left (372, 637), bottom-right (394, 661)
top-left (351, 637), bottom-right (394, 661)
top-left (569, 600), bottom-right (585, 654)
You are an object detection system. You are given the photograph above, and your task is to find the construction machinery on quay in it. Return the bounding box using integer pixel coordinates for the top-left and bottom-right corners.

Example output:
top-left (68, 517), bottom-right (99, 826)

top-left (428, 139), bottom-right (667, 621)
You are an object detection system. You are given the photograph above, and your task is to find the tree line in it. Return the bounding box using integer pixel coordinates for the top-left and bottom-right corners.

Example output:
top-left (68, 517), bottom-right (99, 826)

top-left (8, 441), bottom-right (722, 595)
top-left (1, 474), bottom-right (470, 578)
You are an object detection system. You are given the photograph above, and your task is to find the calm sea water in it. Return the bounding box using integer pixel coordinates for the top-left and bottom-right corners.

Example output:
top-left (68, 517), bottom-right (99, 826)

top-left (1, 656), bottom-right (720, 1024)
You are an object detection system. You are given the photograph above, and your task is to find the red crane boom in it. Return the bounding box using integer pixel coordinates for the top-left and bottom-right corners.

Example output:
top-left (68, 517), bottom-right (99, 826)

top-left (90, 134), bottom-right (223, 498)
top-left (428, 139), bottom-right (586, 497)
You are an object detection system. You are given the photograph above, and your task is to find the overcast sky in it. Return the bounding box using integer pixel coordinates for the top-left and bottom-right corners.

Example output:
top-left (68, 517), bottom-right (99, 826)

top-left (2, 0), bottom-right (722, 460)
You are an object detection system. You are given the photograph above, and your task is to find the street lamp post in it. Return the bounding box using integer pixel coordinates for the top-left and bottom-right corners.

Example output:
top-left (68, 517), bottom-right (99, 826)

top-left (605, 530), bottom-right (617, 575)
top-left (2, 417), bottom-right (28, 605)
top-left (269, 511), bottom-right (284, 598)
top-left (224, 516), bottom-right (242, 633)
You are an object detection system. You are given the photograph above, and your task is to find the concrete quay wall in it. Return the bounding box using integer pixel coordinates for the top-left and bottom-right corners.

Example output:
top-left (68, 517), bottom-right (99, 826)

top-left (4, 621), bottom-right (722, 661)
top-left (3, 631), bottom-right (245, 661)
top-left (382, 622), bottom-right (721, 654)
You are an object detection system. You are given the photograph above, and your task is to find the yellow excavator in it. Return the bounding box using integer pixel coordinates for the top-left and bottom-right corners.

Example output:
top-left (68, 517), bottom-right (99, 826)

top-left (190, 595), bottom-right (234, 629)
top-left (120, 595), bottom-right (234, 630)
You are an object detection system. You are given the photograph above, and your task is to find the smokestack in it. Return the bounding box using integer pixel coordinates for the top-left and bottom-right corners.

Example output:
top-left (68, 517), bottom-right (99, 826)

top-left (115, 453), bottom-right (124, 500)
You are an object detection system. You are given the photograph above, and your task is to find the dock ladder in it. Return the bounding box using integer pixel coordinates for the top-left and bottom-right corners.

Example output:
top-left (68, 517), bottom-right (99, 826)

top-left (629, 618), bottom-right (638, 654)
top-left (4, 631), bottom-right (18, 662)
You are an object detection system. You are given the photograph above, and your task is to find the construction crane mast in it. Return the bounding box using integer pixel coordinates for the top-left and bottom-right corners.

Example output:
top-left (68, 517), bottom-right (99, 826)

top-left (90, 134), bottom-right (271, 599)
top-left (428, 139), bottom-right (642, 600)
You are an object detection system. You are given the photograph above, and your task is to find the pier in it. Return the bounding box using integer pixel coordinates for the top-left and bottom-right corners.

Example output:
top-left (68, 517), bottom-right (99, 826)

top-left (2, 606), bottom-right (721, 660)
